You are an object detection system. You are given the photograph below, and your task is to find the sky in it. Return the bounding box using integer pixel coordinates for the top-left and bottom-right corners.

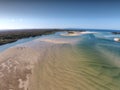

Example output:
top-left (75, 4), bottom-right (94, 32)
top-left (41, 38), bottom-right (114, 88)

top-left (0, 0), bottom-right (120, 30)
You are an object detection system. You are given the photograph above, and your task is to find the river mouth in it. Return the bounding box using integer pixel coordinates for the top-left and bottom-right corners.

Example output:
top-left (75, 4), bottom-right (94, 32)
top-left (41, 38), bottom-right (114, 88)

top-left (0, 31), bottom-right (120, 90)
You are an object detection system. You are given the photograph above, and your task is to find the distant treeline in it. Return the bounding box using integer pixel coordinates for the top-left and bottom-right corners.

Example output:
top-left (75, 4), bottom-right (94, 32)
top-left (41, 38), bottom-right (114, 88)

top-left (0, 29), bottom-right (59, 45)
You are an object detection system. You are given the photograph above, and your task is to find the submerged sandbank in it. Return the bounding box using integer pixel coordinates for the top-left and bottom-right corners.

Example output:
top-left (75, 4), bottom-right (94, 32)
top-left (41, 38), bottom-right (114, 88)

top-left (0, 32), bottom-right (120, 90)
top-left (61, 31), bottom-right (95, 36)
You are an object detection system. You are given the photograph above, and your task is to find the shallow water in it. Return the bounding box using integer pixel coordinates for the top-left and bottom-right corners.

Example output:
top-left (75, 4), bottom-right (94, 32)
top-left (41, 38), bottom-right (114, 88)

top-left (0, 31), bottom-right (120, 90)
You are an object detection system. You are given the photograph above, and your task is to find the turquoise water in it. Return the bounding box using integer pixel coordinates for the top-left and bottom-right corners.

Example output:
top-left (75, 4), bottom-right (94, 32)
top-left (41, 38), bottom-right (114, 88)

top-left (0, 35), bottom-right (46, 52)
top-left (0, 31), bottom-right (120, 90)
top-left (0, 31), bottom-right (120, 52)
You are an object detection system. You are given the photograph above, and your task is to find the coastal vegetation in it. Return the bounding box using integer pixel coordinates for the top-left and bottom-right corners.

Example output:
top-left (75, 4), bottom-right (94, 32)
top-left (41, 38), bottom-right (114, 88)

top-left (0, 29), bottom-right (58, 45)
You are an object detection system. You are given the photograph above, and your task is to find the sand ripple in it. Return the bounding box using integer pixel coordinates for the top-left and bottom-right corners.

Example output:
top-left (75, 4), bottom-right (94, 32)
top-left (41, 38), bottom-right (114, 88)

top-left (0, 33), bottom-right (120, 90)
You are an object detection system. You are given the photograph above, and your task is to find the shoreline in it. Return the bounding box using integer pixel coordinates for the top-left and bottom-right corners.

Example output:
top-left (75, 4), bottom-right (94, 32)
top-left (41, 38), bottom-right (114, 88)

top-left (61, 31), bottom-right (95, 36)
top-left (0, 29), bottom-right (58, 45)
top-left (1, 28), bottom-right (119, 46)
top-left (0, 29), bottom-right (86, 45)
top-left (0, 31), bottom-right (120, 89)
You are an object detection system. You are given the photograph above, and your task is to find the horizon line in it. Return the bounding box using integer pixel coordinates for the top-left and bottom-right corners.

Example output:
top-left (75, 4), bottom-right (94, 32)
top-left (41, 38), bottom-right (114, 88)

top-left (0, 27), bottom-right (120, 30)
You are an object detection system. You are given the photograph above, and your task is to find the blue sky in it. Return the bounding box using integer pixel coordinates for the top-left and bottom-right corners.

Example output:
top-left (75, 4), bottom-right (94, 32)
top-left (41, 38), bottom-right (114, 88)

top-left (0, 0), bottom-right (120, 30)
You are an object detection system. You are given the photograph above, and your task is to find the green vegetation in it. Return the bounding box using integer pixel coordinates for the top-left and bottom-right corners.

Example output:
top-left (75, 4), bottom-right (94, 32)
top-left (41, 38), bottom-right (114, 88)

top-left (0, 29), bottom-right (58, 45)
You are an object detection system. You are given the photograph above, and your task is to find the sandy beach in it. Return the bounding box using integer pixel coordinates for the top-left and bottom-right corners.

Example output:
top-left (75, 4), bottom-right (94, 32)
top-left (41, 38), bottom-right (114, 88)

top-left (0, 32), bottom-right (120, 90)
top-left (60, 31), bottom-right (95, 36)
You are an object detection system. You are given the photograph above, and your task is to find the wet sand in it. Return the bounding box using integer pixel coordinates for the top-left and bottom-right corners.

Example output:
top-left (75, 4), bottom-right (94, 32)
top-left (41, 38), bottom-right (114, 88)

top-left (0, 32), bottom-right (120, 90)
top-left (61, 31), bottom-right (95, 36)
